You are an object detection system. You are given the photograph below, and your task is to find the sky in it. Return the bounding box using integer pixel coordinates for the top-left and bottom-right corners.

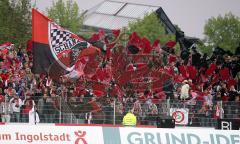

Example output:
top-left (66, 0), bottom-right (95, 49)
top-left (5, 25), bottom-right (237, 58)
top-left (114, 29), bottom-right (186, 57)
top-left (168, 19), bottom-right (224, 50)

top-left (33, 0), bottom-right (240, 39)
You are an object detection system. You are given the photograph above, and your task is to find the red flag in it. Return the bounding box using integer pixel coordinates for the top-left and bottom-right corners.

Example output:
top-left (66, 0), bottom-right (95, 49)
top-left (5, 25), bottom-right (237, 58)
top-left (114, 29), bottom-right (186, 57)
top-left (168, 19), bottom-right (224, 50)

top-left (64, 57), bottom-right (89, 79)
top-left (227, 79), bottom-right (236, 88)
top-left (179, 65), bottom-right (188, 78)
top-left (104, 43), bottom-right (116, 60)
top-left (128, 32), bottom-right (141, 54)
top-left (165, 40), bottom-right (176, 48)
top-left (89, 33), bottom-right (100, 42)
top-left (220, 68), bottom-right (230, 80)
top-left (141, 37), bottom-right (152, 54)
top-left (126, 63), bottom-right (147, 72)
top-left (27, 39), bottom-right (33, 53)
top-left (110, 84), bottom-right (124, 97)
top-left (129, 32), bottom-right (141, 44)
top-left (164, 67), bottom-right (174, 76)
top-left (93, 67), bottom-right (112, 83)
top-left (206, 64), bottom-right (217, 76)
top-left (168, 55), bottom-right (177, 63)
top-left (211, 74), bottom-right (219, 85)
top-left (188, 65), bottom-right (197, 80)
top-left (152, 40), bottom-right (161, 53)
top-left (92, 83), bottom-right (106, 97)
top-left (112, 29), bottom-right (120, 38)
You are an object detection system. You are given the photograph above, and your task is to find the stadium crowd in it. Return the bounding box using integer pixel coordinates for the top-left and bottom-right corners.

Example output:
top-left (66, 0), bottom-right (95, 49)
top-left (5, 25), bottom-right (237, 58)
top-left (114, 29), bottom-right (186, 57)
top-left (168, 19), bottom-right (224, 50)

top-left (0, 31), bottom-right (239, 127)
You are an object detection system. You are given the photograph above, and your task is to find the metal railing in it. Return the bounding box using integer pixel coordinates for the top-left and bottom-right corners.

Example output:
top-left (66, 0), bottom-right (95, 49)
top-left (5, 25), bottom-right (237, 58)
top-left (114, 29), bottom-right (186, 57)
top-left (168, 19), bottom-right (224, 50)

top-left (0, 95), bottom-right (239, 128)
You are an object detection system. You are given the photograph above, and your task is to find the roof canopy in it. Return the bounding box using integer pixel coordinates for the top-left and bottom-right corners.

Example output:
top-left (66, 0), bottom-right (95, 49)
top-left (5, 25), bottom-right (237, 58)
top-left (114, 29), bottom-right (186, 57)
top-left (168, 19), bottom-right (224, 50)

top-left (84, 0), bottom-right (160, 29)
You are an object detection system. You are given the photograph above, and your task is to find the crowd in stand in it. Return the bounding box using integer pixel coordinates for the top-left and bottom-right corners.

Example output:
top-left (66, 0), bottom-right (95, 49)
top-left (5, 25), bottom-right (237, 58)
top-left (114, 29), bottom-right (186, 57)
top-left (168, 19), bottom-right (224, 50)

top-left (0, 44), bottom-right (58, 123)
top-left (0, 31), bottom-right (239, 126)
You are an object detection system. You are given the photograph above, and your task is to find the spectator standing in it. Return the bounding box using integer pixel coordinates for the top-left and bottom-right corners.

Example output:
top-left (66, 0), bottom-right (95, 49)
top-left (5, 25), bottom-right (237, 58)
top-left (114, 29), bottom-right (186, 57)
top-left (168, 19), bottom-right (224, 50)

top-left (22, 96), bottom-right (35, 123)
top-left (131, 99), bottom-right (142, 124)
top-left (131, 99), bottom-right (142, 117)
top-left (85, 112), bottom-right (92, 124)
top-left (180, 80), bottom-right (190, 100)
top-left (0, 77), bottom-right (4, 92)
top-left (148, 102), bottom-right (158, 126)
top-left (9, 92), bottom-right (23, 122)
top-left (163, 79), bottom-right (175, 100)
top-left (37, 94), bottom-right (49, 123)
top-left (213, 101), bottom-right (224, 120)
top-left (228, 85), bottom-right (238, 101)
top-left (122, 110), bottom-right (137, 127)
top-left (29, 105), bottom-right (40, 124)
top-left (45, 94), bottom-right (57, 123)
top-left (0, 93), bottom-right (11, 122)
top-left (198, 102), bottom-right (212, 127)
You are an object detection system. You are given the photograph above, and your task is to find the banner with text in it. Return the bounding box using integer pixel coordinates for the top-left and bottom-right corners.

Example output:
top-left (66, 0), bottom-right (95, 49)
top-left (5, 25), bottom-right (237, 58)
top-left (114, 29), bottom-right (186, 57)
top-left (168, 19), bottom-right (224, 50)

top-left (119, 127), bottom-right (240, 144)
top-left (0, 125), bottom-right (103, 144)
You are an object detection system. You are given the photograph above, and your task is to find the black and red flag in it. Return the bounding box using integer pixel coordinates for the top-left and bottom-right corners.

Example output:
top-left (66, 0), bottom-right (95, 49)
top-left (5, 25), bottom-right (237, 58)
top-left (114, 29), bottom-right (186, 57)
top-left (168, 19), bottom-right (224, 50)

top-left (32, 9), bottom-right (100, 78)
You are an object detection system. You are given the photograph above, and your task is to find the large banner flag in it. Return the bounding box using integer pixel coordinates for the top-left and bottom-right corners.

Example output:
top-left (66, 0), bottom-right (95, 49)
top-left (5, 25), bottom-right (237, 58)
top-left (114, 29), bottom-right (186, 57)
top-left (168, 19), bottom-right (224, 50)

top-left (170, 108), bottom-right (189, 125)
top-left (32, 9), bottom-right (100, 77)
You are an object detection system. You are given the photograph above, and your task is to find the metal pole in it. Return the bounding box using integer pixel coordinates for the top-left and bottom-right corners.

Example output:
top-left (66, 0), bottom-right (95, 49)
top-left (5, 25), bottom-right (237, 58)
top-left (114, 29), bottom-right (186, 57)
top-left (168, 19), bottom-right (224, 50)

top-left (34, 105), bottom-right (36, 125)
top-left (4, 94), bottom-right (8, 123)
top-left (113, 99), bottom-right (116, 125)
top-left (220, 101), bottom-right (223, 119)
top-left (167, 99), bottom-right (170, 116)
top-left (59, 96), bottom-right (62, 123)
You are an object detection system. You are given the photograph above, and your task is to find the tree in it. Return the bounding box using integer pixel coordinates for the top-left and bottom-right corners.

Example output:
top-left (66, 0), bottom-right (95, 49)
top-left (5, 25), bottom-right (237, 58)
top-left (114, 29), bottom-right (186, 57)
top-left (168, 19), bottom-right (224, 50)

top-left (204, 13), bottom-right (240, 53)
top-left (0, 0), bottom-right (31, 45)
top-left (46, 0), bottom-right (84, 34)
top-left (127, 13), bottom-right (175, 44)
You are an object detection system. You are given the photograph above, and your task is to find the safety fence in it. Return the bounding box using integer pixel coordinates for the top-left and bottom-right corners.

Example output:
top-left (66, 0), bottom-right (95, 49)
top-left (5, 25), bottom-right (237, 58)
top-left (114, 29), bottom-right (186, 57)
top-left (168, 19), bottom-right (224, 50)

top-left (0, 95), bottom-right (239, 127)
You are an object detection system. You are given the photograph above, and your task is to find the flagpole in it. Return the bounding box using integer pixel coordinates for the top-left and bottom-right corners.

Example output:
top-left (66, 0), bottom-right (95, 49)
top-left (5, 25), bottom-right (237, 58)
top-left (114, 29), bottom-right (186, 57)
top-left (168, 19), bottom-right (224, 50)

top-left (113, 98), bottom-right (116, 125)
top-left (59, 96), bottom-right (62, 123)
top-left (33, 0), bottom-right (37, 8)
